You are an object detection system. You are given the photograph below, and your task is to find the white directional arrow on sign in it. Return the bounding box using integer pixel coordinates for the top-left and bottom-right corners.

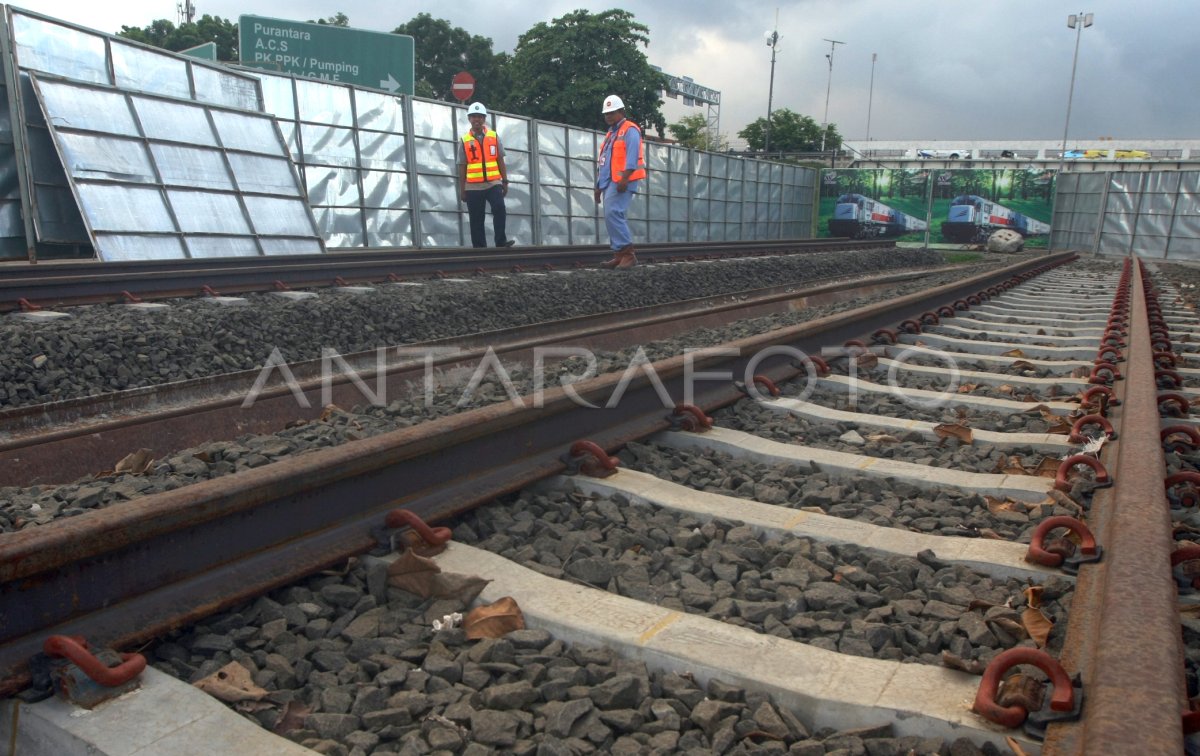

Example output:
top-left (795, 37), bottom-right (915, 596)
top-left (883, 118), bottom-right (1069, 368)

top-left (380, 73), bottom-right (400, 93)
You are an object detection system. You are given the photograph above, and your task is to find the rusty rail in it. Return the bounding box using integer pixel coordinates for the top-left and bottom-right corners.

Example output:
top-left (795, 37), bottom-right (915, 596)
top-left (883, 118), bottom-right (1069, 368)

top-left (1043, 258), bottom-right (1187, 753)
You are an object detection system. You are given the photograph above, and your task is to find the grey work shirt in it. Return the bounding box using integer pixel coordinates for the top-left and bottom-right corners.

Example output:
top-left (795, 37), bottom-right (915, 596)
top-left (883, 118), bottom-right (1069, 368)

top-left (457, 129), bottom-right (507, 191)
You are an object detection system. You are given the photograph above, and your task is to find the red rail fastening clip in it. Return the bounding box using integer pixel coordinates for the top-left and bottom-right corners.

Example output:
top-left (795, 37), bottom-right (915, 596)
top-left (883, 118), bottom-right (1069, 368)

top-left (384, 509), bottom-right (452, 547)
top-left (17, 298), bottom-right (42, 312)
top-left (806, 356), bottom-right (832, 378)
top-left (1166, 472), bottom-right (1200, 509)
top-left (273, 280), bottom-right (291, 291)
top-left (1170, 545), bottom-right (1200, 590)
top-left (1156, 369), bottom-right (1184, 390)
top-left (973, 647), bottom-right (1078, 730)
top-left (1054, 454), bottom-right (1111, 491)
top-left (43, 635), bottom-right (146, 688)
top-left (953, 299), bottom-right (970, 311)
top-left (564, 440), bottom-right (620, 478)
top-left (871, 328), bottom-right (897, 345)
top-left (1162, 425), bottom-right (1200, 453)
top-left (1153, 351), bottom-right (1178, 368)
top-left (120, 290), bottom-right (142, 303)
top-left (200, 284), bottom-right (221, 297)
top-left (937, 305), bottom-right (956, 318)
top-left (898, 319), bottom-right (922, 334)
top-left (334, 276), bottom-right (349, 286)
top-left (843, 339), bottom-right (869, 356)
top-left (1088, 362), bottom-right (1121, 385)
top-left (388, 273), bottom-right (403, 282)
top-left (671, 404), bottom-right (714, 433)
top-left (1025, 516), bottom-right (1101, 572)
top-left (1158, 393), bottom-right (1193, 417)
top-left (751, 375), bottom-right (781, 397)
top-left (920, 310), bottom-right (941, 326)
top-left (1068, 414), bottom-right (1117, 444)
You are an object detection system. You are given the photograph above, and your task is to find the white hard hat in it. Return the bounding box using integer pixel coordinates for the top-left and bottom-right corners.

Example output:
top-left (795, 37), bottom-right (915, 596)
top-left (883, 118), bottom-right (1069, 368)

top-left (601, 95), bottom-right (625, 113)
top-left (467, 102), bottom-right (488, 116)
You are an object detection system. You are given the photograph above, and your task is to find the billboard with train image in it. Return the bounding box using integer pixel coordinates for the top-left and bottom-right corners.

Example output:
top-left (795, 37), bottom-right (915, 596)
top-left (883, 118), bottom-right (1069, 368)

top-left (817, 167), bottom-right (1056, 248)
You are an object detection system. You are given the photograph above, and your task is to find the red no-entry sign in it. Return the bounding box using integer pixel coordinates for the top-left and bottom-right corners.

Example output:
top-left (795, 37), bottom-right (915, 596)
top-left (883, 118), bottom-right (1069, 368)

top-left (451, 71), bottom-right (475, 102)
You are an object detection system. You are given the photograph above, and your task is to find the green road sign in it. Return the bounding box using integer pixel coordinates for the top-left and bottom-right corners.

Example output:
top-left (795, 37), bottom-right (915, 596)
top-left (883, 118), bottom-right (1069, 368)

top-left (180, 41), bottom-right (217, 61)
top-left (238, 15), bottom-right (414, 94)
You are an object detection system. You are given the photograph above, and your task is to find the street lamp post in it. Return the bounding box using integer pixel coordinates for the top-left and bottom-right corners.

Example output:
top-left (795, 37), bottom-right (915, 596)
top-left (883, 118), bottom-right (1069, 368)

top-left (1059, 11), bottom-right (1093, 172)
top-left (865, 52), bottom-right (877, 145)
top-left (820, 38), bottom-right (845, 153)
top-left (764, 20), bottom-right (780, 154)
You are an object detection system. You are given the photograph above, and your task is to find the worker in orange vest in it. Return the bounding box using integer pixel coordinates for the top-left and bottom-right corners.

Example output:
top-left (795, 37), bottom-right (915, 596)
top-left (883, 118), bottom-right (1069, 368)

top-left (458, 102), bottom-right (515, 248)
top-left (595, 94), bottom-right (646, 269)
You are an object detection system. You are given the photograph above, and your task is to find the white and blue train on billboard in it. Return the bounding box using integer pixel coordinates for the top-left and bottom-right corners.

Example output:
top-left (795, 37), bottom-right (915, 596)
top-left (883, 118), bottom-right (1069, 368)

top-left (828, 193), bottom-right (928, 239)
top-left (941, 194), bottom-right (1051, 243)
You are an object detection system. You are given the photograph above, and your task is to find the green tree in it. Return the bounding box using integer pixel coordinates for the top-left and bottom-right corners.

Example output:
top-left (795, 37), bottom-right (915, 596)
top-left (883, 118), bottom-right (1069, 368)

top-left (503, 9), bottom-right (666, 135)
top-left (737, 108), bottom-right (842, 152)
top-left (392, 14), bottom-right (507, 104)
top-left (117, 15), bottom-right (239, 61)
top-left (309, 13), bottom-right (350, 26)
top-left (667, 113), bottom-right (727, 151)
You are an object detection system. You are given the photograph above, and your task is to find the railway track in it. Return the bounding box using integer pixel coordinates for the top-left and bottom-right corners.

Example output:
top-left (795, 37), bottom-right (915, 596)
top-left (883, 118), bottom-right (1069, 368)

top-left (0, 238), bottom-right (890, 313)
top-left (2, 252), bottom-right (1193, 754)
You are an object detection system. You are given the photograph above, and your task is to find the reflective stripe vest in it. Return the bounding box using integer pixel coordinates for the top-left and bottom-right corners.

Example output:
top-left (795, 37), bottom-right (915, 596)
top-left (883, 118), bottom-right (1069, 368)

top-left (599, 120), bottom-right (647, 182)
top-left (462, 130), bottom-right (500, 183)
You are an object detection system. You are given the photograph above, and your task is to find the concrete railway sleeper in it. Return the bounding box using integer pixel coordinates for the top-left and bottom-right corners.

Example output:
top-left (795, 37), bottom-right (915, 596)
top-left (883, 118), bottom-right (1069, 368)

top-left (2, 253), bottom-right (1190, 754)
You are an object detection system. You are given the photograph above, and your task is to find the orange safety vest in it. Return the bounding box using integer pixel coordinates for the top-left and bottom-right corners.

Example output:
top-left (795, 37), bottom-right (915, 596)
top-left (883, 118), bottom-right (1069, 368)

top-left (599, 120), bottom-right (646, 182)
top-left (462, 130), bottom-right (501, 183)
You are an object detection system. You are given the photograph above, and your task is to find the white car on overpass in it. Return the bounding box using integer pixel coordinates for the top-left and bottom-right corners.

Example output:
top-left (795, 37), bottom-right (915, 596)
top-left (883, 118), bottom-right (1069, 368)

top-left (907, 148), bottom-right (973, 159)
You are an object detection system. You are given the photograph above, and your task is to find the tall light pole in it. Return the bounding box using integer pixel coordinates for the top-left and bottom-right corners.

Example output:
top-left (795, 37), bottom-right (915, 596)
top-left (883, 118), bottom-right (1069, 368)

top-left (764, 13), bottom-right (780, 154)
top-left (820, 38), bottom-right (845, 152)
top-left (865, 53), bottom-right (877, 145)
top-left (1059, 11), bottom-right (1093, 172)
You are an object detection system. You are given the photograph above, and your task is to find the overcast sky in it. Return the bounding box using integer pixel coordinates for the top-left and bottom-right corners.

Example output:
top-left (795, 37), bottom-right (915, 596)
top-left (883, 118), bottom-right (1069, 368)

top-left (22, 0), bottom-right (1200, 146)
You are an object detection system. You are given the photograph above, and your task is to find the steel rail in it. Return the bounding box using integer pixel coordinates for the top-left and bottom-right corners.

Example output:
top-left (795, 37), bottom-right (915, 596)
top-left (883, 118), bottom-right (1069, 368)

top-left (1043, 259), bottom-right (1187, 753)
top-left (0, 252), bottom-right (1074, 695)
top-left (0, 239), bottom-right (891, 312)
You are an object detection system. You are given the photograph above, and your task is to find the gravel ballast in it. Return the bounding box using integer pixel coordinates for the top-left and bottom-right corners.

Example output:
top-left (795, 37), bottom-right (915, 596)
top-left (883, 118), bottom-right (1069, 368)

top-left (148, 551), bottom-right (1013, 756)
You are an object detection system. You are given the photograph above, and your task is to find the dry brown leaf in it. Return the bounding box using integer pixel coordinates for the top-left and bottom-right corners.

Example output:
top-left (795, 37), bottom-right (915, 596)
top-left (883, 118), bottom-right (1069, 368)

top-left (968, 599), bottom-right (998, 611)
top-left (1011, 360), bottom-right (1037, 372)
top-left (865, 433), bottom-right (901, 443)
top-left (1180, 604), bottom-right (1200, 618)
top-left (986, 496), bottom-right (1025, 515)
top-left (1022, 606), bottom-right (1054, 647)
top-left (194, 662), bottom-right (268, 703)
top-left (1003, 349), bottom-right (1026, 358)
top-left (999, 458), bottom-right (1030, 476)
top-left (941, 650), bottom-right (986, 675)
top-left (113, 448), bottom-right (156, 475)
top-left (1023, 585), bottom-right (1044, 608)
top-left (319, 404), bottom-right (345, 421)
top-left (988, 617), bottom-right (1030, 640)
top-left (464, 596), bottom-right (525, 639)
top-left (957, 383), bottom-right (979, 394)
top-left (997, 384), bottom-right (1015, 395)
top-left (978, 528), bottom-right (1007, 540)
top-left (854, 354), bottom-right (879, 370)
top-left (1007, 735), bottom-right (1033, 756)
top-left (1034, 457), bottom-right (1062, 478)
top-left (933, 423), bottom-right (974, 444)
top-left (386, 550), bottom-right (491, 602)
top-left (273, 700), bottom-right (312, 735)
